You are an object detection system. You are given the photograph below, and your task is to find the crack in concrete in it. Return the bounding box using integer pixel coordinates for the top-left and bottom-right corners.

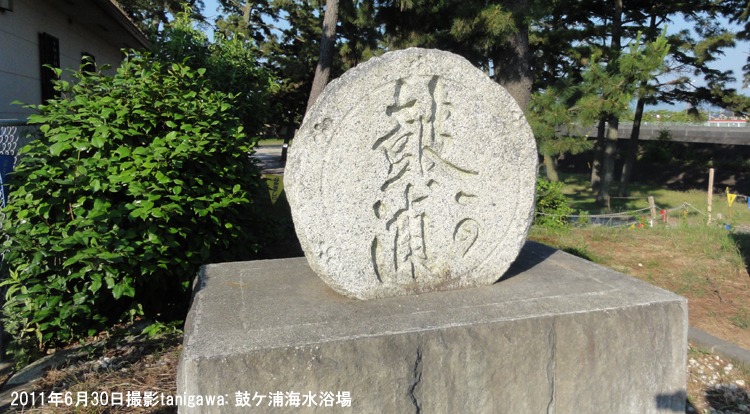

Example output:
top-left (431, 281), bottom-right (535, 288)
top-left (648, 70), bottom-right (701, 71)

top-left (546, 320), bottom-right (556, 414)
top-left (408, 343), bottom-right (423, 414)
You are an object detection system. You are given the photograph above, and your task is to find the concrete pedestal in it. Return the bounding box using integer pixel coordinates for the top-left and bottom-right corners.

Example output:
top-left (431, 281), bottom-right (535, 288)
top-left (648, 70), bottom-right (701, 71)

top-left (177, 241), bottom-right (687, 413)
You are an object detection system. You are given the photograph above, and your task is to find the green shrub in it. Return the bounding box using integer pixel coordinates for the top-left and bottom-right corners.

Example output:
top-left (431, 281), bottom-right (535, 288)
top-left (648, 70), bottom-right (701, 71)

top-left (1, 54), bottom-right (273, 359)
top-left (534, 177), bottom-right (574, 229)
top-left (640, 129), bottom-right (676, 164)
top-left (151, 10), bottom-right (274, 136)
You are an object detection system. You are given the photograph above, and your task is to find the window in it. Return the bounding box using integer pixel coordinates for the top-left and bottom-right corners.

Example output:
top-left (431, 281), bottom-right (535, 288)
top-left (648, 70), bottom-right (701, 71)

top-left (39, 32), bottom-right (60, 103)
top-left (81, 52), bottom-right (96, 73)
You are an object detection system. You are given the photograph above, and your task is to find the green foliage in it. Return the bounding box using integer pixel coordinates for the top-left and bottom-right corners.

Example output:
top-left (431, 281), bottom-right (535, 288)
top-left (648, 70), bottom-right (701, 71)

top-left (627, 211), bottom-right (650, 228)
top-left (116, 0), bottom-right (206, 37)
top-left (576, 31), bottom-right (670, 126)
top-left (1, 54), bottom-right (273, 356)
top-left (213, 0), bottom-right (381, 127)
top-left (528, 82), bottom-right (577, 142)
top-left (621, 109), bottom-right (708, 123)
top-left (576, 210), bottom-right (591, 226)
top-left (152, 10), bottom-right (274, 138)
top-left (534, 177), bottom-right (574, 229)
top-left (528, 30), bottom-right (668, 181)
top-left (528, 82), bottom-right (593, 157)
top-left (213, 0), bottom-right (276, 43)
top-left (256, 0), bottom-right (330, 126)
top-left (640, 129), bottom-right (677, 164)
top-left (142, 320), bottom-right (184, 337)
top-left (377, 0), bottom-right (523, 72)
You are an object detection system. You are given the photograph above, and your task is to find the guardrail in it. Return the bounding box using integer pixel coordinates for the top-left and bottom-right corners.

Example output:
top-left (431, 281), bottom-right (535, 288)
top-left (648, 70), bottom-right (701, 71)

top-left (619, 121), bottom-right (750, 128)
top-left (559, 124), bottom-right (750, 145)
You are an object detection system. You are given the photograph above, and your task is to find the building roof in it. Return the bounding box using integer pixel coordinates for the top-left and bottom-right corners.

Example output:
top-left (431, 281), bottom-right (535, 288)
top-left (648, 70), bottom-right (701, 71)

top-left (93, 0), bottom-right (149, 48)
top-left (47, 0), bottom-right (149, 50)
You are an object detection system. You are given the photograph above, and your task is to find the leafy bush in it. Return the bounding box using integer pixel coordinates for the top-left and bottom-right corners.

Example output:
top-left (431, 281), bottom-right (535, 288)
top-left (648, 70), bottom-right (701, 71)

top-left (151, 10), bottom-right (274, 136)
top-left (1, 54), bottom-right (273, 358)
top-left (534, 177), bottom-right (574, 229)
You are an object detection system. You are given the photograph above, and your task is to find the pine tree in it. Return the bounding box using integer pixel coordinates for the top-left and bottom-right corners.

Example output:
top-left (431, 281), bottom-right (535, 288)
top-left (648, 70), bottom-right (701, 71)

top-left (115, 0), bottom-right (205, 36)
top-left (528, 0), bottom-right (742, 200)
top-left (376, 0), bottom-right (533, 109)
top-left (573, 30), bottom-right (669, 204)
top-left (527, 81), bottom-right (592, 182)
top-left (617, 1), bottom-right (740, 196)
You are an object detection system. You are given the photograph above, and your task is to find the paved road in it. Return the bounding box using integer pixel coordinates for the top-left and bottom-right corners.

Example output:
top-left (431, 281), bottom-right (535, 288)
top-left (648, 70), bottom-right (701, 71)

top-left (254, 145), bottom-right (285, 175)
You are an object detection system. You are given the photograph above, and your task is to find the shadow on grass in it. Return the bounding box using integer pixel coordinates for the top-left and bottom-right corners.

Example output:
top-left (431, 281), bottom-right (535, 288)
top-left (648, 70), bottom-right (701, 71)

top-left (559, 172), bottom-right (667, 214)
top-left (729, 232), bottom-right (750, 274)
top-left (255, 189), bottom-right (305, 260)
top-left (703, 384), bottom-right (750, 413)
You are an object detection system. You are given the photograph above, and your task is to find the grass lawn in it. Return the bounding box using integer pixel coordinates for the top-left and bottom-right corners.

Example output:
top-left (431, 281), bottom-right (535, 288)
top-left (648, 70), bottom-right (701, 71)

top-left (256, 138), bottom-right (289, 146)
top-left (558, 172), bottom-right (750, 227)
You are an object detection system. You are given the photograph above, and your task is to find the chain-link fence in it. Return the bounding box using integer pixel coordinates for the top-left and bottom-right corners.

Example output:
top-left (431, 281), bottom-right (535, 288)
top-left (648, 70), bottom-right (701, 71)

top-left (0, 119), bottom-right (38, 362)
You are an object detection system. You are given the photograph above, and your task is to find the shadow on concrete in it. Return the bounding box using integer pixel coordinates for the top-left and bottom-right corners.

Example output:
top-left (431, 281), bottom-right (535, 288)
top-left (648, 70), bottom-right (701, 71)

top-left (654, 391), bottom-right (688, 412)
top-left (498, 241), bottom-right (557, 283)
top-left (560, 246), bottom-right (599, 262)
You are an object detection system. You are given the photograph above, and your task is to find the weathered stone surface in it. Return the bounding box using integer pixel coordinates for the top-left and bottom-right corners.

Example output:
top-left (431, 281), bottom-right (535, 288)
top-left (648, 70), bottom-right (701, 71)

top-left (177, 242), bottom-right (687, 413)
top-left (285, 48), bottom-right (537, 300)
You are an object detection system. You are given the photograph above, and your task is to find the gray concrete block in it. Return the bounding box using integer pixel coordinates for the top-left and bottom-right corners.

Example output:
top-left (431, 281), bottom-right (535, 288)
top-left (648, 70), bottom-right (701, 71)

top-left (177, 241), bottom-right (687, 413)
top-left (688, 326), bottom-right (750, 366)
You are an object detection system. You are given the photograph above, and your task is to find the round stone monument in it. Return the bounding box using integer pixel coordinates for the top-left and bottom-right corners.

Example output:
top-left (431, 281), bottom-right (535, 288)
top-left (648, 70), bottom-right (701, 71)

top-left (285, 48), bottom-right (537, 300)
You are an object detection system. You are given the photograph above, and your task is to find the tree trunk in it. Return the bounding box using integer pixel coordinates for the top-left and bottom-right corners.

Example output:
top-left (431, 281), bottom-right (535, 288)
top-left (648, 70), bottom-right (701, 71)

top-left (618, 96), bottom-right (645, 196)
top-left (243, 0), bottom-right (254, 23)
top-left (596, 0), bottom-right (622, 204)
top-left (591, 119), bottom-right (606, 191)
top-left (544, 153), bottom-right (560, 182)
top-left (597, 116), bottom-right (618, 204)
top-left (306, 0), bottom-right (340, 113)
top-left (491, 0), bottom-right (532, 110)
top-left (618, 13), bottom-right (656, 197)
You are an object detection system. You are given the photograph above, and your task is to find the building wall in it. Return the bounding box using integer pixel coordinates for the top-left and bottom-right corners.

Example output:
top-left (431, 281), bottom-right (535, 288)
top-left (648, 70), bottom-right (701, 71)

top-left (0, 0), bottom-right (125, 119)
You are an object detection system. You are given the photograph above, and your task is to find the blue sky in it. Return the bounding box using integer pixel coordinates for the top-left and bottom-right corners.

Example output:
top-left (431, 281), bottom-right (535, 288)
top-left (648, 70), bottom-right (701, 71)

top-left (656, 15), bottom-right (749, 110)
top-left (199, 0), bottom-right (750, 111)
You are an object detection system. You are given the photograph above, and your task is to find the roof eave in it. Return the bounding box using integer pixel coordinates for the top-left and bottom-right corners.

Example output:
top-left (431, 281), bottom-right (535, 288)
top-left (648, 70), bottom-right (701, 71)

top-left (92, 0), bottom-right (150, 49)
